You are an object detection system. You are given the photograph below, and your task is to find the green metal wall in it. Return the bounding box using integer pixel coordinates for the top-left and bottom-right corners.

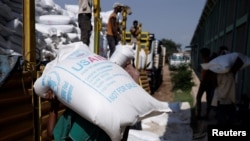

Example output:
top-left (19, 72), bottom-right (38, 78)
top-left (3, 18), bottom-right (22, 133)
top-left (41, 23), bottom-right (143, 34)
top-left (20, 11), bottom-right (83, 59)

top-left (190, 0), bottom-right (250, 101)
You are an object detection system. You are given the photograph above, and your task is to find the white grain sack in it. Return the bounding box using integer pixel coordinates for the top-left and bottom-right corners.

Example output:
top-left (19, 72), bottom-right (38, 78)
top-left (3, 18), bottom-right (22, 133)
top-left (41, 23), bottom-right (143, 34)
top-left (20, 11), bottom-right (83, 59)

top-left (33, 42), bottom-right (172, 141)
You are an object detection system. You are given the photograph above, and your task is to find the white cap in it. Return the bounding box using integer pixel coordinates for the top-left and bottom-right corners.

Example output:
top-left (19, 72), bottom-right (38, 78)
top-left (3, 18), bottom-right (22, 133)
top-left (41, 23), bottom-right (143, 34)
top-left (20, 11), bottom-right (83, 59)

top-left (113, 2), bottom-right (123, 9)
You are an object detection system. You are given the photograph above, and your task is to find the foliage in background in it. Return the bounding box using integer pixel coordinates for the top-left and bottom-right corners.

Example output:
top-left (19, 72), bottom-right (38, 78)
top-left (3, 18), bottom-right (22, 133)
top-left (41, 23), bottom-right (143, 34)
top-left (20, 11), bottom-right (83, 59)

top-left (160, 38), bottom-right (181, 64)
top-left (170, 65), bottom-right (195, 91)
top-left (171, 65), bottom-right (195, 114)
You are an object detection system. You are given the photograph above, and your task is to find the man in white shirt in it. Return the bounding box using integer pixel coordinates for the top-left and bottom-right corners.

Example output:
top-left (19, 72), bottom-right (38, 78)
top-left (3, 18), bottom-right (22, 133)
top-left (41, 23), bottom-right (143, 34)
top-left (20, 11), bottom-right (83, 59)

top-left (78, 0), bottom-right (92, 46)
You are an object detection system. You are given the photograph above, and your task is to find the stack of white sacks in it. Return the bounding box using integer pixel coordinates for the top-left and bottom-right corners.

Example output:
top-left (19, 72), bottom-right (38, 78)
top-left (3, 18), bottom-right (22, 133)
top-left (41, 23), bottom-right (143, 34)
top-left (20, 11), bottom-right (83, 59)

top-left (0, 0), bottom-right (148, 69)
top-left (35, 0), bottom-right (148, 68)
top-left (0, 0), bottom-right (104, 61)
top-left (35, 0), bottom-right (83, 61)
top-left (35, 0), bottom-right (131, 62)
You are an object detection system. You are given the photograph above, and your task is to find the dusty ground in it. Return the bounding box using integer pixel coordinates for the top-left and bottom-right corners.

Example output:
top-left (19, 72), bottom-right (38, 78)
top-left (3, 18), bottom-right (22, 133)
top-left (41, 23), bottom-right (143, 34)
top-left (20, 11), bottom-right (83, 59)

top-left (152, 65), bottom-right (174, 102)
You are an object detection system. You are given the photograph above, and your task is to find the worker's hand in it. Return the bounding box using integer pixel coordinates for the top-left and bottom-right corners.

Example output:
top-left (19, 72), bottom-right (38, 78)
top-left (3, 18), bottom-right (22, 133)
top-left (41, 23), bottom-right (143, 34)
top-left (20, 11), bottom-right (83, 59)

top-left (45, 89), bottom-right (60, 111)
top-left (46, 90), bottom-right (59, 140)
top-left (45, 89), bottom-right (59, 104)
top-left (230, 56), bottom-right (244, 76)
top-left (45, 89), bottom-right (54, 100)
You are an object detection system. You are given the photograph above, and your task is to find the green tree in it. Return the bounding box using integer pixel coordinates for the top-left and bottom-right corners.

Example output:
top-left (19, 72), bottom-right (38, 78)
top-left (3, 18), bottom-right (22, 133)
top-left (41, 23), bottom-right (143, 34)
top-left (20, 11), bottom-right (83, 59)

top-left (160, 38), bottom-right (181, 63)
top-left (170, 65), bottom-right (195, 91)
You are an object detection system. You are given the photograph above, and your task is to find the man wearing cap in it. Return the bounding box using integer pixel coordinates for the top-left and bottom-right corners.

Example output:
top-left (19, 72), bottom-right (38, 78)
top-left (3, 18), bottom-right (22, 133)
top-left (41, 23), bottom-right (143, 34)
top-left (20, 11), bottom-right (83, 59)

top-left (107, 2), bottom-right (123, 57)
top-left (130, 20), bottom-right (140, 44)
top-left (78, 0), bottom-right (92, 46)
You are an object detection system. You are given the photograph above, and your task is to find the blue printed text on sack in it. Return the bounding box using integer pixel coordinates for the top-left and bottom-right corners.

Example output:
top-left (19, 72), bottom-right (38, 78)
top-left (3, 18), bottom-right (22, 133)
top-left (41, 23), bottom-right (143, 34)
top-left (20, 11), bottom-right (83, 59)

top-left (108, 82), bottom-right (137, 102)
top-left (71, 55), bottom-right (106, 71)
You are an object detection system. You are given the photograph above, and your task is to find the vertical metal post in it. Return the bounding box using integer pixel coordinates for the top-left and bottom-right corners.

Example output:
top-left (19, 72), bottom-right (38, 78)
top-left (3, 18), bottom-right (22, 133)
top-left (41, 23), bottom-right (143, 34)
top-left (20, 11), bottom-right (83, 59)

top-left (93, 0), bottom-right (100, 54)
top-left (23, 0), bottom-right (37, 140)
top-left (121, 8), bottom-right (127, 45)
top-left (23, 0), bottom-right (36, 72)
top-left (135, 24), bottom-right (142, 70)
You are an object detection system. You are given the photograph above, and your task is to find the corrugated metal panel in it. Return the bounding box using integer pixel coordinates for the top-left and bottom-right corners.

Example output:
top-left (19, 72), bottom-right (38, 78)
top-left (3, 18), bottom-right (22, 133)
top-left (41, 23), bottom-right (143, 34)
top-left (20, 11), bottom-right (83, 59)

top-left (191, 0), bottom-right (250, 100)
top-left (0, 70), bottom-right (34, 141)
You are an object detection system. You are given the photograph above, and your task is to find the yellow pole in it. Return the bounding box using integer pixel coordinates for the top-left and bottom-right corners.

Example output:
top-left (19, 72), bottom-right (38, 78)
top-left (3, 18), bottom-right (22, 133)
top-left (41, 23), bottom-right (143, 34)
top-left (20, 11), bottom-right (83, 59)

top-left (121, 7), bottom-right (127, 45)
top-left (23, 0), bottom-right (37, 140)
top-left (144, 33), bottom-right (149, 69)
top-left (23, 0), bottom-right (36, 73)
top-left (135, 23), bottom-right (142, 70)
top-left (93, 0), bottom-right (101, 54)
